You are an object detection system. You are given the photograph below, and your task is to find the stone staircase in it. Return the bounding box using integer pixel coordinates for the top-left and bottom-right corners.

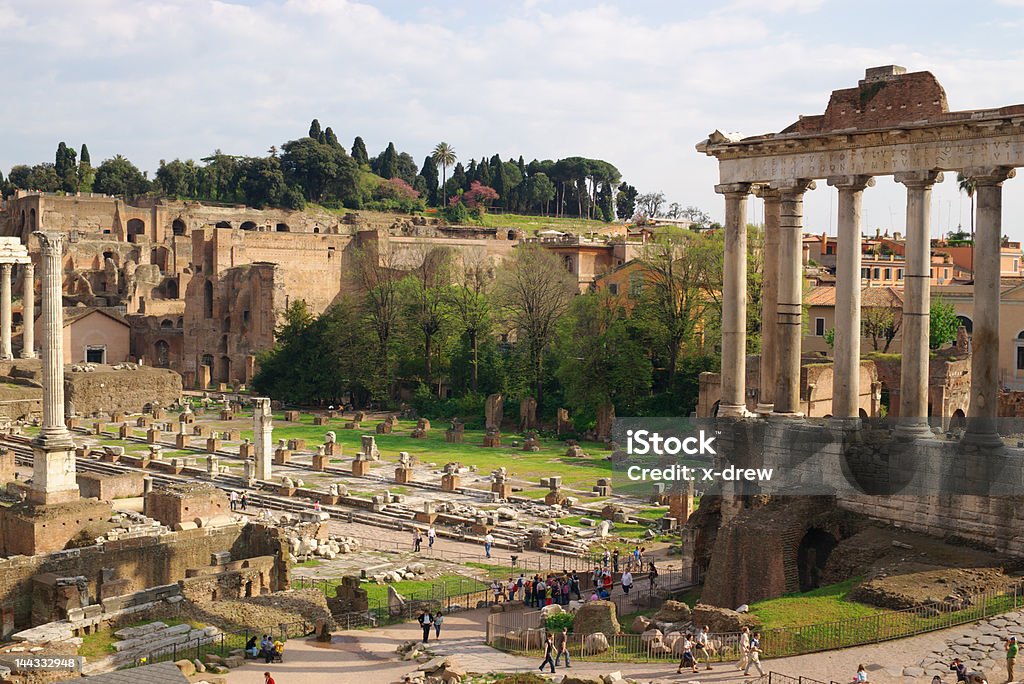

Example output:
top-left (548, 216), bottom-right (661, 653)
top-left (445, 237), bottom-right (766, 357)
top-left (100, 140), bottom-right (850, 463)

top-left (82, 621), bottom-right (221, 674)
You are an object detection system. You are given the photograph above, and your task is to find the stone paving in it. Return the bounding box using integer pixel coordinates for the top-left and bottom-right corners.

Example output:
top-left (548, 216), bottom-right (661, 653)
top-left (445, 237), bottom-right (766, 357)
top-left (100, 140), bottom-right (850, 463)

top-left (899, 609), bottom-right (1024, 682)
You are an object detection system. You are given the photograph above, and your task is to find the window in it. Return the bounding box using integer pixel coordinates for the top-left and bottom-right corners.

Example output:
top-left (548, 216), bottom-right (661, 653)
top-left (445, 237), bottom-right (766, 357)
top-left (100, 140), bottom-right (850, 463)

top-left (814, 318), bottom-right (825, 337)
top-left (873, 268), bottom-right (880, 279)
top-left (608, 283), bottom-right (619, 295)
top-left (563, 255), bottom-right (573, 273)
top-left (1017, 331), bottom-right (1024, 372)
top-left (898, 268), bottom-right (904, 280)
top-left (1015, 260), bottom-right (1019, 273)
top-left (884, 268), bottom-right (891, 280)
top-left (826, 245), bottom-right (834, 255)
top-left (203, 280), bottom-right (214, 319)
top-left (861, 268), bottom-right (870, 279)
top-left (85, 346), bottom-right (106, 364)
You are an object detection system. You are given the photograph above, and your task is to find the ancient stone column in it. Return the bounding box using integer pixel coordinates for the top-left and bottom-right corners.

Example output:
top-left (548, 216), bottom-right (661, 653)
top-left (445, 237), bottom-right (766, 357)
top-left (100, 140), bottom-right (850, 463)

top-left (773, 179), bottom-right (815, 417)
top-left (894, 171), bottom-right (942, 437)
top-left (0, 263), bottom-right (12, 360)
top-left (254, 397), bottom-right (273, 480)
top-left (29, 232), bottom-right (79, 504)
top-left (715, 182), bottom-right (751, 417)
top-left (827, 175), bottom-right (874, 420)
top-left (21, 262), bottom-right (34, 358)
top-left (962, 167), bottom-right (1015, 447)
top-left (754, 187), bottom-right (781, 414)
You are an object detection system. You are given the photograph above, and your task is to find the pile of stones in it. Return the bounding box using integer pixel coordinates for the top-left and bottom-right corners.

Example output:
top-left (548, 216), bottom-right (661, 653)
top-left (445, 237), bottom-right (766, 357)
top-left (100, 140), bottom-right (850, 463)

top-left (108, 622), bottom-right (221, 667)
top-left (401, 655), bottom-right (467, 684)
top-left (368, 562), bottom-right (427, 584)
top-left (287, 535), bottom-right (361, 562)
top-left (174, 650), bottom-right (247, 678)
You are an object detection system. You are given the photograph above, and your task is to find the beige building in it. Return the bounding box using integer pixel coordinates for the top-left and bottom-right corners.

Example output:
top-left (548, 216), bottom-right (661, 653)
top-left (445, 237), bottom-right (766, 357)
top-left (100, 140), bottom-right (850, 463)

top-left (34, 307), bottom-right (130, 365)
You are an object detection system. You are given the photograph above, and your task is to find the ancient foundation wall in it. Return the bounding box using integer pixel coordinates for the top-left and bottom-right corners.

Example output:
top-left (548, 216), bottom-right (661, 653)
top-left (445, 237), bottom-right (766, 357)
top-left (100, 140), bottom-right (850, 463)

top-left (76, 472), bottom-right (145, 501)
top-left (66, 366), bottom-right (182, 416)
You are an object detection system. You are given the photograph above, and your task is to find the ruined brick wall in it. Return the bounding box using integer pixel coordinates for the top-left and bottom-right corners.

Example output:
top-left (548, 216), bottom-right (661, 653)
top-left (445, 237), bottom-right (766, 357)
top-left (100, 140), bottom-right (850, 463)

top-left (65, 366), bottom-right (182, 417)
top-left (0, 523), bottom-right (253, 629)
top-left (76, 472), bottom-right (145, 501)
top-left (145, 483), bottom-right (230, 528)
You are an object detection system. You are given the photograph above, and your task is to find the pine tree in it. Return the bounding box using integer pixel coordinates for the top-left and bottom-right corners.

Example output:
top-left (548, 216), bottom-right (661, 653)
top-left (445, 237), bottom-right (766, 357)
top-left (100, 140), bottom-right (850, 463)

top-left (80, 144), bottom-right (91, 166)
top-left (351, 137), bottom-right (369, 166)
top-left (324, 127), bottom-right (340, 148)
top-left (379, 142), bottom-right (398, 179)
top-left (419, 155), bottom-right (439, 206)
top-left (308, 119), bottom-right (322, 140)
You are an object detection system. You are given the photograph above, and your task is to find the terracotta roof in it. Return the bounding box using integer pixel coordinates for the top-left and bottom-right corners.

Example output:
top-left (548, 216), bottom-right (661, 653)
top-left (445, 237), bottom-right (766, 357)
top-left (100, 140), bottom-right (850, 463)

top-left (805, 286), bottom-right (904, 308)
top-left (61, 306), bottom-right (129, 328)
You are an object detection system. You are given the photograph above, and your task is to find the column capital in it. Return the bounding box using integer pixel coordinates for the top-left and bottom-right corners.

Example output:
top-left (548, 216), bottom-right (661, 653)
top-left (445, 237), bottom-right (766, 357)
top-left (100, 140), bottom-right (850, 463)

top-left (0, 263), bottom-right (13, 274)
top-left (768, 178), bottom-right (816, 195)
top-left (714, 182), bottom-right (751, 197)
top-left (826, 175), bottom-right (875, 191)
top-left (963, 166), bottom-right (1016, 186)
top-left (32, 231), bottom-right (66, 257)
top-left (752, 184), bottom-right (782, 200)
top-left (893, 170), bottom-right (943, 187)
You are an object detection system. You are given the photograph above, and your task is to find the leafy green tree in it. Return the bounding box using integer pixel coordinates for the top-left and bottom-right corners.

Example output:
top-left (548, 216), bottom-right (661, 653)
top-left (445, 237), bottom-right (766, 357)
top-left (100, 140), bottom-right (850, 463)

top-left (398, 248), bottom-right (453, 391)
top-left (55, 142), bottom-right (77, 192)
top-left (93, 155), bottom-right (150, 196)
top-left (445, 258), bottom-right (493, 392)
top-left (418, 155), bottom-right (439, 206)
top-left (198, 150), bottom-right (240, 201)
top-left (78, 144), bottom-right (94, 193)
top-left (351, 137), bottom-right (369, 166)
top-left (616, 183), bottom-right (637, 220)
top-left (237, 156), bottom-right (288, 208)
top-left (79, 144), bottom-right (91, 166)
top-left (494, 244), bottom-right (576, 408)
top-left (308, 119), bottom-right (322, 140)
top-left (27, 164), bottom-right (62, 192)
top-left (862, 301), bottom-right (902, 352)
top-left (280, 137), bottom-right (357, 203)
top-left (395, 151), bottom-right (419, 186)
top-left (155, 159), bottom-right (199, 198)
top-left (7, 165), bottom-right (31, 190)
top-left (554, 292), bottom-right (652, 419)
top-left (930, 297), bottom-right (960, 349)
top-left (524, 173), bottom-right (555, 216)
top-left (324, 127), bottom-right (340, 148)
top-left (431, 142), bottom-right (457, 205)
top-left (353, 245), bottom-right (403, 400)
top-left (374, 142), bottom-right (399, 180)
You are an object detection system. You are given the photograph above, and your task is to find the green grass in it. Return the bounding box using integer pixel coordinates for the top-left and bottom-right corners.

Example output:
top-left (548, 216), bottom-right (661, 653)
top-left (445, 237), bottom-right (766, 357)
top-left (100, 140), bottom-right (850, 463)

top-left (748, 578), bottom-right (882, 629)
top-left (631, 507), bottom-right (669, 521)
top-left (464, 562), bottom-right (521, 579)
top-left (362, 574), bottom-right (487, 605)
top-left (294, 559), bottom-right (323, 568)
top-left (479, 212), bottom-right (613, 235)
top-left (77, 618), bottom-right (196, 659)
top-left (558, 515), bottom-right (665, 541)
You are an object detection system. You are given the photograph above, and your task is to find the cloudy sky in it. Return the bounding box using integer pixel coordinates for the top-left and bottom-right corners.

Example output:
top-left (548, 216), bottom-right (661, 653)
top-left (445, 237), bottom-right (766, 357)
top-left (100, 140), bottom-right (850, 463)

top-left (4, 0), bottom-right (1024, 237)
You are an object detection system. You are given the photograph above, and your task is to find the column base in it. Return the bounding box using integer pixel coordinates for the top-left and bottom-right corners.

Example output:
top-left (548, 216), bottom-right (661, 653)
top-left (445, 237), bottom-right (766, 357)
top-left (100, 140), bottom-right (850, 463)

top-left (894, 422), bottom-right (933, 440)
top-left (827, 416), bottom-right (863, 431)
top-left (960, 429), bottom-right (1004, 450)
top-left (25, 487), bottom-right (81, 505)
top-left (769, 411), bottom-right (804, 422)
top-left (755, 403), bottom-right (774, 416)
top-left (19, 352), bottom-right (35, 359)
top-left (717, 403), bottom-right (750, 418)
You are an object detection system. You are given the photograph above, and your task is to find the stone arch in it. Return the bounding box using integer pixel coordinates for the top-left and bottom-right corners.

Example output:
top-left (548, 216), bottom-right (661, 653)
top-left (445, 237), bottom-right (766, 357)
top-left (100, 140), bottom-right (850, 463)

top-left (240, 221), bottom-right (257, 231)
top-left (126, 218), bottom-right (146, 243)
top-left (956, 315), bottom-right (973, 335)
top-left (19, 210), bottom-right (26, 233)
top-left (949, 408), bottom-right (966, 431)
top-left (203, 280), bottom-right (214, 318)
top-left (219, 334), bottom-right (228, 354)
top-left (858, 408), bottom-right (869, 419)
top-left (29, 208), bottom-right (36, 232)
top-left (160, 318), bottom-right (174, 329)
top-left (219, 356), bottom-right (231, 384)
top-left (276, 223), bottom-right (290, 232)
top-left (172, 218), bottom-right (187, 236)
top-left (313, 226), bottom-right (320, 234)
top-left (154, 340), bottom-right (170, 367)
top-left (151, 246), bottom-right (170, 272)
top-left (797, 528), bottom-right (837, 592)
top-left (166, 278), bottom-right (179, 299)
top-left (177, 316), bottom-right (183, 328)
top-left (201, 353), bottom-right (213, 368)
top-left (507, 229), bottom-right (517, 240)
top-left (215, 221), bottom-right (232, 229)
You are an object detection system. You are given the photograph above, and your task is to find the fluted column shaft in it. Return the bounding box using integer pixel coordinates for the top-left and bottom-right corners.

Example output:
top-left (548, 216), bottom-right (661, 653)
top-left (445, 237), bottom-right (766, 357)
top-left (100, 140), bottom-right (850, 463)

top-left (755, 188), bottom-right (781, 413)
top-left (963, 167), bottom-right (1015, 447)
top-left (716, 183), bottom-right (751, 417)
top-left (895, 171), bottom-right (942, 436)
top-left (35, 232), bottom-right (72, 445)
top-left (1, 263), bottom-right (12, 360)
top-left (21, 262), bottom-right (34, 358)
top-left (828, 175), bottom-right (874, 419)
top-left (773, 179), bottom-right (815, 416)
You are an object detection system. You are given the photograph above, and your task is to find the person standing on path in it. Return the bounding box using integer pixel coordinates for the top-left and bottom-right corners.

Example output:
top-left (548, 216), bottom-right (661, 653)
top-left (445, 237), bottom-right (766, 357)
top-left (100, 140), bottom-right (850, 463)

top-left (648, 562), bottom-right (658, 591)
top-left (239, 491), bottom-right (248, 511)
top-left (433, 611), bottom-right (443, 640)
top-left (612, 549), bottom-right (620, 573)
top-left (418, 611), bottom-right (432, 643)
top-left (427, 525), bottom-right (436, 549)
top-left (744, 631), bottom-right (765, 677)
top-left (413, 530), bottom-right (422, 553)
top-left (621, 569), bottom-right (633, 594)
top-left (264, 672), bottom-right (275, 684)
top-left (229, 490), bottom-right (238, 511)
top-left (737, 626), bottom-right (751, 671)
top-left (539, 633), bottom-right (556, 674)
top-left (1006, 635), bottom-right (1018, 682)
top-left (554, 627), bottom-right (570, 668)
top-left (484, 533), bottom-right (494, 558)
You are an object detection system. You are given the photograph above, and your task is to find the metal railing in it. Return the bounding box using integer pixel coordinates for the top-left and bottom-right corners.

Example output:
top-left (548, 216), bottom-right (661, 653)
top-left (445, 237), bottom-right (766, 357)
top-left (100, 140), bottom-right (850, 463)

top-left (128, 621), bottom-right (313, 669)
top-left (487, 579), bottom-right (1024, 664)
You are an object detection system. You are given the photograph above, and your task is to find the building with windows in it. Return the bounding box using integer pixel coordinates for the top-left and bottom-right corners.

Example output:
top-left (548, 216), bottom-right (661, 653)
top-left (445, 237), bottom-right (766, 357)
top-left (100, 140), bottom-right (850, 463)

top-left (34, 306), bottom-right (131, 365)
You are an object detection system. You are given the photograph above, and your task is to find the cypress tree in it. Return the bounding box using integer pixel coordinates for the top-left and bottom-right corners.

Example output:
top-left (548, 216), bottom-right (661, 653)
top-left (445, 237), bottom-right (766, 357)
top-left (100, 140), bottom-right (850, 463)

top-left (308, 119), bottom-right (322, 140)
top-left (80, 144), bottom-right (91, 166)
top-left (324, 127), bottom-right (340, 148)
top-left (351, 137), bottom-right (369, 166)
top-left (379, 142), bottom-right (398, 179)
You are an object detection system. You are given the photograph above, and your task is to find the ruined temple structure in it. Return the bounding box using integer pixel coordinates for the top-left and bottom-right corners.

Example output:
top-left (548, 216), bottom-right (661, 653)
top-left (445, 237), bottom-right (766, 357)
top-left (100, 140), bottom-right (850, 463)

top-left (0, 196), bottom-right (518, 388)
top-left (686, 66), bottom-right (1024, 608)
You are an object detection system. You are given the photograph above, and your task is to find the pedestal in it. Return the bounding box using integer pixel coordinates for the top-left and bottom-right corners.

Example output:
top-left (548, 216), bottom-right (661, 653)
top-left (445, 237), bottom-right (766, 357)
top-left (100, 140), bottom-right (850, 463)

top-left (351, 459), bottom-right (370, 477)
top-left (395, 467), bottom-right (413, 484)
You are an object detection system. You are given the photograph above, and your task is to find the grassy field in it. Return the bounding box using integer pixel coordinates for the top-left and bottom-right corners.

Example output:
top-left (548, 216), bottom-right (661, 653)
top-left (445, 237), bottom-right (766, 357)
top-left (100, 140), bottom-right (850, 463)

top-left (748, 578), bottom-right (882, 629)
top-left (479, 212), bottom-right (615, 235)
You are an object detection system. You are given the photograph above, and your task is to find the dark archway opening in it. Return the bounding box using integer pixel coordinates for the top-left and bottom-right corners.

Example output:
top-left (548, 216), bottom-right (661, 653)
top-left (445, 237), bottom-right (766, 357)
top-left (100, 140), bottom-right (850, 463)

top-left (276, 223), bottom-right (289, 232)
top-left (167, 278), bottom-right (179, 299)
top-left (172, 218), bottom-right (186, 236)
top-left (126, 218), bottom-right (145, 243)
top-left (240, 221), bottom-right (257, 231)
top-left (203, 280), bottom-right (214, 318)
top-left (797, 528), bottom-right (838, 592)
top-left (215, 221), bottom-right (232, 229)
top-left (154, 340), bottom-right (170, 368)
top-left (950, 409), bottom-right (967, 431)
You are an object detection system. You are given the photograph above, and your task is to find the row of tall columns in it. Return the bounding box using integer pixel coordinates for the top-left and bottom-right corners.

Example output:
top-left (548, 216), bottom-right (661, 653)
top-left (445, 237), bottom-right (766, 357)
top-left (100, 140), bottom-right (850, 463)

top-left (0, 262), bottom-right (36, 360)
top-left (717, 166), bottom-right (1012, 446)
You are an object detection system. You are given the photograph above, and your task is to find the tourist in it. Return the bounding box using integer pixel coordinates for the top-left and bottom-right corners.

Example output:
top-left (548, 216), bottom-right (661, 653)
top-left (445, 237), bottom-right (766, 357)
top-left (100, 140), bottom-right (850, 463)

top-left (602, 570), bottom-right (613, 596)
top-left (694, 627), bottom-right (712, 671)
top-left (413, 530), bottom-right (422, 553)
top-left (648, 562), bottom-right (658, 590)
top-left (1007, 636), bottom-right (1018, 682)
top-left (737, 626), bottom-right (751, 671)
top-left (539, 633), bottom-right (556, 674)
top-left (492, 579), bottom-right (503, 604)
top-left (245, 636), bottom-right (258, 658)
top-left (484, 532), bottom-right (494, 558)
top-left (535, 578), bottom-right (546, 609)
top-left (545, 581), bottom-right (553, 606)
top-left (427, 525), bottom-right (436, 549)
top-left (590, 589), bottom-right (600, 602)
top-left (272, 639), bottom-right (283, 662)
top-left (949, 658), bottom-right (968, 683)
top-left (418, 610), bottom-right (432, 643)
top-left (699, 625), bottom-right (717, 658)
top-left (592, 565), bottom-right (602, 587)
top-left (744, 631), bottom-right (765, 677)
top-left (854, 663), bottom-right (869, 682)
top-left (570, 571), bottom-right (581, 600)
top-left (239, 492), bottom-right (248, 511)
top-left (633, 545), bottom-right (641, 568)
top-left (313, 500), bottom-right (321, 513)
top-left (560, 577), bottom-right (570, 605)
top-left (229, 490), bottom-right (238, 511)
top-left (433, 611), bottom-right (444, 639)
top-left (612, 549), bottom-right (620, 573)
top-left (260, 635), bottom-right (274, 663)
top-left (555, 627), bottom-right (571, 668)
top-left (621, 569), bottom-right (633, 594)
top-left (677, 633), bottom-right (698, 674)
top-left (264, 672), bottom-right (275, 684)
top-left (603, 548), bottom-right (610, 568)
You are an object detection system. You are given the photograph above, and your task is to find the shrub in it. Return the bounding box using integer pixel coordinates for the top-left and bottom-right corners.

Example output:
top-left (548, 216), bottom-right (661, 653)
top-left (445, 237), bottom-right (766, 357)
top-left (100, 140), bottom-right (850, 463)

top-left (543, 612), bottom-right (575, 632)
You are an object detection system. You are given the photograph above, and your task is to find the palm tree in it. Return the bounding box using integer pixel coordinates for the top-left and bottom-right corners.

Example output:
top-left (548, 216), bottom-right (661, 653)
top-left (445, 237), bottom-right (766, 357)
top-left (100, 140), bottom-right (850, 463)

top-left (957, 172), bottom-right (977, 273)
top-left (432, 142), bottom-right (457, 207)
